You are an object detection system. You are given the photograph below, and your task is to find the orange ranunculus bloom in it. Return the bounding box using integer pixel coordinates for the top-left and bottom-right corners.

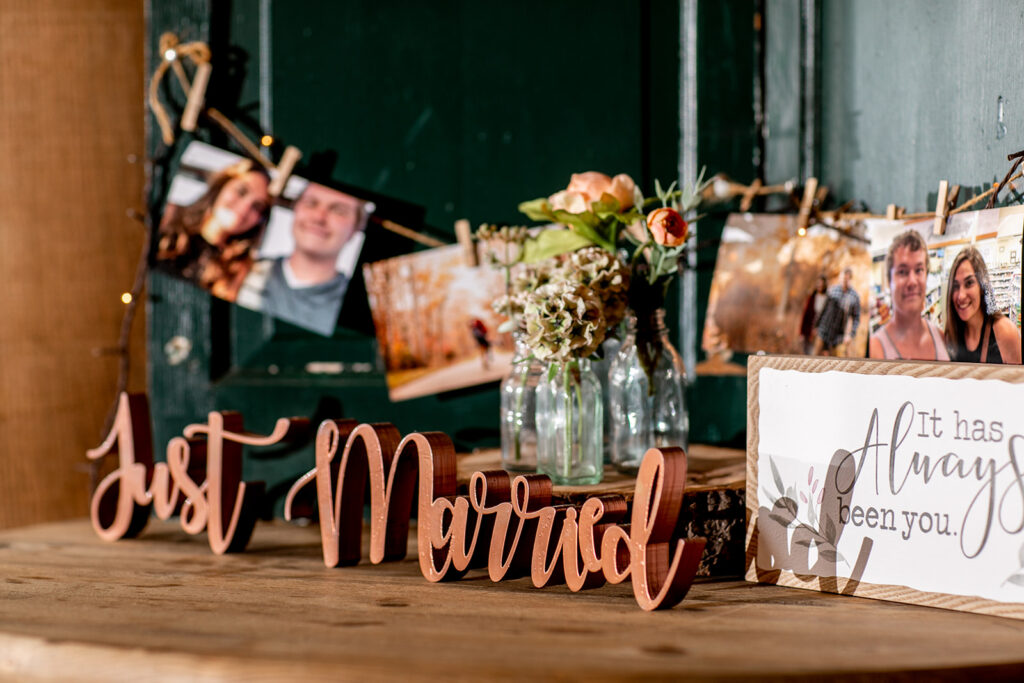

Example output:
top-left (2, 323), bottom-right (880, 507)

top-left (646, 207), bottom-right (688, 247)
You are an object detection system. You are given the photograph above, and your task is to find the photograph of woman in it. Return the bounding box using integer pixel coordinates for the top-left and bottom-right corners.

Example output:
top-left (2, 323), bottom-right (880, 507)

top-left (943, 246), bottom-right (1022, 364)
top-left (156, 158), bottom-right (271, 302)
top-left (869, 229), bottom-right (950, 361)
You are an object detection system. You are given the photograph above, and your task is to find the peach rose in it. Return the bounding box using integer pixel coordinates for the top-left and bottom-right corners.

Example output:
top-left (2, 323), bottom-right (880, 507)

top-left (647, 207), bottom-right (688, 247)
top-left (549, 171), bottom-right (635, 212)
top-left (547, 189), bottom-right (590, 214)
top-left (605, 173), bottom-right (636, 210)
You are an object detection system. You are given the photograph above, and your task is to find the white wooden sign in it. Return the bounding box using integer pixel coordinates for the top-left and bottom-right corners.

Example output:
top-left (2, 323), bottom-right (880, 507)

top-left (746, 355), bottom-right (1024, 618)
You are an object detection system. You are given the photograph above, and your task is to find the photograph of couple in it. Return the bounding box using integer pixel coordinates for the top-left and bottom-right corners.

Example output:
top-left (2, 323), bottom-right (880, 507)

top-left (702, 208), bottom-right (1022, 366)
top-left (701, 213), bottom-right (872, 359)
top-left (866, 207), bottom-right (1022, 364)
top-left (154, 142), bottom-right (371, 336)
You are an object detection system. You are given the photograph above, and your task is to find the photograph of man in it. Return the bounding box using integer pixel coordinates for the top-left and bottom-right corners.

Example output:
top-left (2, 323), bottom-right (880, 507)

top-left (813, 267), bottom-right (861, 356)
top-left (869, 229), bottom-right (950, 361)
top-left (238, 182), bottom-right (371, 336)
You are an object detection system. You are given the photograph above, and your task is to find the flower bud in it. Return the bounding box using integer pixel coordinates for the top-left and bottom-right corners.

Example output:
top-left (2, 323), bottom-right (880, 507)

top-left (646, 207), bottom-right (688, 247)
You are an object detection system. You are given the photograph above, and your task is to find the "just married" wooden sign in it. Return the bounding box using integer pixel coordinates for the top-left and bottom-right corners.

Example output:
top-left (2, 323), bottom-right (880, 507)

top-left (88, 393), bottom-right (705, 611)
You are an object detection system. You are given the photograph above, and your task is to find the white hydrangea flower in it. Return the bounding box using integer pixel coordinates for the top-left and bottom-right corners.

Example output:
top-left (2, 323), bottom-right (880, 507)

top-left (522, 280), bottom-right (606, 364)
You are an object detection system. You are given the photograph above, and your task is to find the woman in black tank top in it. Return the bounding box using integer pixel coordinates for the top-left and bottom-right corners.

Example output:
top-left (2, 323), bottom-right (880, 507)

top-left (943, 247), bottom-right (1021, 364)
top-left (955, 319), bottom-right (1003, 363)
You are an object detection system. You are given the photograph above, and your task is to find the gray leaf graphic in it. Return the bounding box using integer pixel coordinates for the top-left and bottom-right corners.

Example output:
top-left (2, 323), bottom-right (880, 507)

top-left (1006, 574), bottom-right (1024, 588)
top-left (770, 457), bottom-right (785, 496)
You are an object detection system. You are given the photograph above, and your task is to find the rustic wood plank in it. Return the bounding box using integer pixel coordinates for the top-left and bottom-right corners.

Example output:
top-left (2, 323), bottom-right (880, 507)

top-left (2, 519), bottom-right (1024, 680)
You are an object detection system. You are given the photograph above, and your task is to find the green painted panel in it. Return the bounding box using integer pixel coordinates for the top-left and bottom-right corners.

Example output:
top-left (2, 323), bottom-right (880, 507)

top-left (819, 1), bottom-right (1024, 210)
top-left (764, 0), bottom-right (801, 183)
top-left (265, 2), bottom-right (649, 226)
top-left (690, 0), bottom-right (757, 446)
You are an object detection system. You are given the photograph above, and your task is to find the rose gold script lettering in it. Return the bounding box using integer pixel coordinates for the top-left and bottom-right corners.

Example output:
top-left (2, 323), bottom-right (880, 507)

top-left (87, 392), bottom-right (305, 554)
top-left (88, 394), bottom-right (705, 609)
top-left (287, 423), bottom-right (706, 611)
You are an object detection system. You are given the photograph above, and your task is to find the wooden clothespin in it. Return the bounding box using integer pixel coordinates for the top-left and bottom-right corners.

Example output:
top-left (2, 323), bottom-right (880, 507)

top-left (885, 204), bottom-right (905, 220)
top-left (796, 177), bottom-right (818, 234)
top-left (933, 180), bottom-right (949, 235)
top-left (739, 178), bottom-right (762, 212)
top-left (180, 62), bottom-right (212, 132)
top-left (815, 185), bottom-right (829, 204)
top-left (455, 219), bottom-right (477, 266)
top-left (267, 145), bottom-right (302, 197)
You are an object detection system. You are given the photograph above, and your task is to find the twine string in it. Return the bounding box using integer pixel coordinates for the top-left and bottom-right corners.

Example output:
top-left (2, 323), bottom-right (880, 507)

top-left (148, 32), bottom-right (212, 146)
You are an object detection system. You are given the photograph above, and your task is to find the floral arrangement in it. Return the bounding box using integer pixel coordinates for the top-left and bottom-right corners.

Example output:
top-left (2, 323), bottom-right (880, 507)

top-left (476, 228), bottom-right (629, 482)
top-left (516, 170), bottom-right (709, 396)
top-left (477, 171), bottom-right (711, 480)
top-left (479, 170), bottom-right (708, 367)
top-left (521, 171), bottom-right (705, 300)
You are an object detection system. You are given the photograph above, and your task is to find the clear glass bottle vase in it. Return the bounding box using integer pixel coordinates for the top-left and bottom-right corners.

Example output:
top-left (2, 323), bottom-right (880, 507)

top-left (607, 309), bottom-right (688, 473)
top-left (500, 334), bottom-right (543, 471)
top-left (536, 359), bottom-right (603, 485)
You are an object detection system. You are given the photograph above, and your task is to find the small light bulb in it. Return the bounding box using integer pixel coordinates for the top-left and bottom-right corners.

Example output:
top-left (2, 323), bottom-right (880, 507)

top-left (121, 292), bottom-right (133, 304)
top-left (163, 49), bottom-right (177, 61)
top-left (797, 227), bottom-right (807, 237)
top-left (260, 135), bottom-right (274, 147)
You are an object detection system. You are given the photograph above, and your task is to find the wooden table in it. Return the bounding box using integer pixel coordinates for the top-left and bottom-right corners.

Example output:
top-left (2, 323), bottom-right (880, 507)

top-left (2, 519), bottom-right (1024, 681)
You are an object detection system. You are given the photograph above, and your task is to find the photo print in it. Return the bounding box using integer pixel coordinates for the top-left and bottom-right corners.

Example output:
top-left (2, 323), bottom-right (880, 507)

top-left (702, 214), bottom-right (872, 358)
top-left (866, 206), bottom-right (1023, 364)
top-left (154, 141), bottom-right (372, 336)
top-left (363, 244), bottom-right (513, 401)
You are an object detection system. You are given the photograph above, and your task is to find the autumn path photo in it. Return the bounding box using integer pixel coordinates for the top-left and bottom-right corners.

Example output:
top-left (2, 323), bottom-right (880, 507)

top-left (364, 244), bottom-right (513, 401)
